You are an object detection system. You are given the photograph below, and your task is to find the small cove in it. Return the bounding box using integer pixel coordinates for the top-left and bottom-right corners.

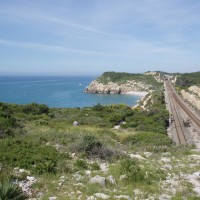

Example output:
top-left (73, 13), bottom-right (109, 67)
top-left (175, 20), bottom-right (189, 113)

top-left (0, 76), bottom-right (142, 108)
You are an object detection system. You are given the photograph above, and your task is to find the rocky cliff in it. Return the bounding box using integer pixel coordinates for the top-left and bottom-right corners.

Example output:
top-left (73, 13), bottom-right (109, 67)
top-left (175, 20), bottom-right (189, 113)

top-left (181, 86), bottom-right (200, 111)
top-left (85, 79), bottom-right (152, 94)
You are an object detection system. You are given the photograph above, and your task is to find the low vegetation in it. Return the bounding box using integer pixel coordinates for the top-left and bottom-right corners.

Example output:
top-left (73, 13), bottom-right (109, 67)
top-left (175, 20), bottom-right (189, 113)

top-left (0, 85), bottom-right (199, 199)
top-left (0, 181), bottom-right (27, 200)
top-left (97, 71), bottom-right (160, 87)
top-left (176, 71), bottom-right (200, 89)
top-left (123, 90), bottom-right (169, 134)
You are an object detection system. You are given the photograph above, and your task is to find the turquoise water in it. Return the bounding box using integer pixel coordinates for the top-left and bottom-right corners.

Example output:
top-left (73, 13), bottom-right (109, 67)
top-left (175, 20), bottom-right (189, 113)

top-left (0, 76), bottom-right (141, 108)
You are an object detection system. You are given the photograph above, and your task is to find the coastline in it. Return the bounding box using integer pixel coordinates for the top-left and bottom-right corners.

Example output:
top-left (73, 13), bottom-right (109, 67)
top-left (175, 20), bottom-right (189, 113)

top-left (122, 91), bottom-right (148, 108)
top-left (0, 76), bottom-right (141, 108)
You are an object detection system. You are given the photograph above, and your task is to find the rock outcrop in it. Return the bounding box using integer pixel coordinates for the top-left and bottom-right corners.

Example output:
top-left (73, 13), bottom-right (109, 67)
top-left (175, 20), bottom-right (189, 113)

top-left (85, 80), bottom-right (151, 94)
top-left (181, 85), bottom-right (200, 111)
top-left (90, 175), bottom-right (106, 187)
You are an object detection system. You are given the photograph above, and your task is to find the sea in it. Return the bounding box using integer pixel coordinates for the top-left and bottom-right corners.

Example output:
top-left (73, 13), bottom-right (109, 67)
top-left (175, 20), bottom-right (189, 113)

top-left (0, 76), bottom-right (141, 108)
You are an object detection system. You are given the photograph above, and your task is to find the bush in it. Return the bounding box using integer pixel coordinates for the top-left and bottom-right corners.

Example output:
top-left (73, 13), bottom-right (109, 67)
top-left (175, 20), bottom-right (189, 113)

top-left (97, 71), bottom-right (159, 86)
top-left (176, 72), bottom-right (200, 88)
top-left (57, 160), bottom-right (72, 174)
top-left (71, 135), bottom-right (115, 160)
top-left (0, 103), bottom-right (19, 137)
top-left (0, 137), bottom-right (68, 174)
top-left (123, 132), bottom-right (174, 151)
top-left (75, 159), bottom-right (88, 170)
top-left (23, 103), bottom-right (49, 115)
top-left (0, 181), bottom-right (27, 199)
top-left (119, 159), bottom-right (165, 185)
top-left (87, 145), bottom-right (115, 160)
top-left (0, 117), bottom-right (16, 136)
top-left (120, 159), bottom-right (144, 183)
top-left (0, 165), bottom-right (12, 182)
top-left (91, 162), bottom-right (100, 171)
top-left (92, 103), bottom-right (104, 111)
top-left (35, 160), bottom-right (56, 174)
top-left (124, 90), bottom-right (169, 134)
top-left (80, 135), bottom-right (102, 153)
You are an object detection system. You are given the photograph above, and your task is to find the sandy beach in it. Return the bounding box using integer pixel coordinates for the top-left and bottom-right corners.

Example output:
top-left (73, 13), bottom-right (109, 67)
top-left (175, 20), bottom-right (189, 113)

top-left (123, 91), bottom-right (148, 97)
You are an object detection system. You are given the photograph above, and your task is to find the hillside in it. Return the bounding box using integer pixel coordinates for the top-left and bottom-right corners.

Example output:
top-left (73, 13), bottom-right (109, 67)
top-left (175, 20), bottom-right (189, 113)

top-left (97, 72), bottom-right (159, 84)
top-left (176, 72), bottom-right (200, 89)
top-left (85, 71), bottom-right (162, 94)
top-left (175, 72), bottom-right (200, 112)
top-left (1, 71), bottom-right (200, 199)
top-left (1, 91), bottom-right (200, 199)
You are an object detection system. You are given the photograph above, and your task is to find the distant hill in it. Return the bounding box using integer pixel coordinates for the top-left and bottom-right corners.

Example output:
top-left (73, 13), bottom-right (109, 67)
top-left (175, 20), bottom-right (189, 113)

top-left (176, 71), bottom-right (200, 88)
top-left (97, 71), bottom-right (160, 85)
top-left (175, 71), bottom-right (200, 111)
top-left (85, 71), bottom-right (163, 94)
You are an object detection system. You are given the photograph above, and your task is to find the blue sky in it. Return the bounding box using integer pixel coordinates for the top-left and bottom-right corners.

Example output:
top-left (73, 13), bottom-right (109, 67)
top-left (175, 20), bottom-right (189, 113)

top-left (0, 0), bottom-right (200, 76)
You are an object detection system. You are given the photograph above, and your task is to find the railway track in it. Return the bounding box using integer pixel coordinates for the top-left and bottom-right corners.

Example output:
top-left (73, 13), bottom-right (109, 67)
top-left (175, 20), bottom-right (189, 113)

top-left (167, 80), bottom-right (200, 127)
top-left (165, 80), bottom-right (187, 144)
top-left (172, 90), bottom-right (200, 128)
top-left (165, 79), bottom-right (200, 144)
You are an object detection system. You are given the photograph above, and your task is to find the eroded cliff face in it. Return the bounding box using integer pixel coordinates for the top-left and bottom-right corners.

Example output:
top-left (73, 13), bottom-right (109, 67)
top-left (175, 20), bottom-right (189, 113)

top-left (85, 80), bottom-right (151, 94)
top-left (181, 86), bottom-right (200, 110)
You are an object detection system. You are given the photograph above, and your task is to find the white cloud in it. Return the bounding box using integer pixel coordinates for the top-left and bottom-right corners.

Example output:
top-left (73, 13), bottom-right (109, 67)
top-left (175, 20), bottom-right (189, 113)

top-left (0, 39), bottom-right (115, 56)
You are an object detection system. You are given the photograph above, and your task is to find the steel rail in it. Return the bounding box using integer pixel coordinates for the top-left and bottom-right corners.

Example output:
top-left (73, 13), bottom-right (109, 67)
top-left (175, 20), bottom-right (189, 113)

top-left (165, 80), bottom-right (187, 144)
top-left (168, 81), bottom-right (200, 128)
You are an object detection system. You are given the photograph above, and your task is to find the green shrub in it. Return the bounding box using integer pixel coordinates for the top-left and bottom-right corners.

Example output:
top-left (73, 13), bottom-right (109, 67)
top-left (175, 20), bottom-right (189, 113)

top-left (97, 71), bottom-right (159, 86)
top-left (88, 145), bottom-right (115, 160)
top-left (0, 103), bottom-right (19, 137)
top-left (91, 162), bottom-right (100, 171)
top-left (176, 72), bottom-right (200, 88)
top-left (124, 90), bottom-right (169, 134)
top-left (123, 132), bottom-right (174, 151)
top-left (0, 137), bottom-right (68, 174)
top-left (71, 135), bottom-right (115, 160)
top-left (75, 159), bottom-right (88, 170)
top-left (0, 165), bottom-right (12, 182)
top-left (57, 160), bottom-right (72, 174)
top-left (92, 103), bottom-right (104, 111)
top-left (119, 159), bottom-right (165, 185)
top-left (80, 135), bottom-right (102, 153)
top-left (120, 159), bottom-right (144, 183)
top-left (23, 103), bottom-right (49, 115)
top-left (0, 181), bottom-right (27, 200)
top-left (35, 160), bottom-right (56, 174)
top-left (34, 119), bottom-right (48, 125)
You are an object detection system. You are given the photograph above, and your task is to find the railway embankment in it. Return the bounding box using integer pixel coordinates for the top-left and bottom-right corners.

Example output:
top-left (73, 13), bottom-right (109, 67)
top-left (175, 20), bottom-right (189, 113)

top-left (165, 79), bottom-right (200, 147)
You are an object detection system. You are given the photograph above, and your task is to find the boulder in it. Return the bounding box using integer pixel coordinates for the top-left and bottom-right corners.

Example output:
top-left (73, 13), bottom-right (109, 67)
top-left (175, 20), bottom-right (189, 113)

top-left (133, 189), bottom-right (143, 196)
top-left (160, 157), bottom-right (171, 163)
top-left (87, 196), bottom-right (96, 200)
top-left (74, 183), bottom-right (86, 188)
top-left (120, 175), bottom-right (127, 180)
top-left (73, 121), bottom-right (79, 126)
top-left (143, 152), bottom-right (153, 158)
top-left (49, 197), bottom-right (57, 200)
top-left (85, 170), bottom-right (91, 176)
top-left (107, 175), bottom-right (116, 185)
top-left (99, 162), bottom-right (109, 172)
top-left (26, 176), bottom-right (36, 182)
top-left (113, 125), bottom-right (120, 130)
top-left (90, 175), bottom-right (106, 187)
top-left (129, 154), bottom-right (146, 160)
top-left (94, 193), bottom-right (110, 199)
top-left (161, 164), bottom-right (172, 170)
top-left (114, 195), bottom-right (132, 200)
top-left (73, 173), bottom-right (82, 181)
